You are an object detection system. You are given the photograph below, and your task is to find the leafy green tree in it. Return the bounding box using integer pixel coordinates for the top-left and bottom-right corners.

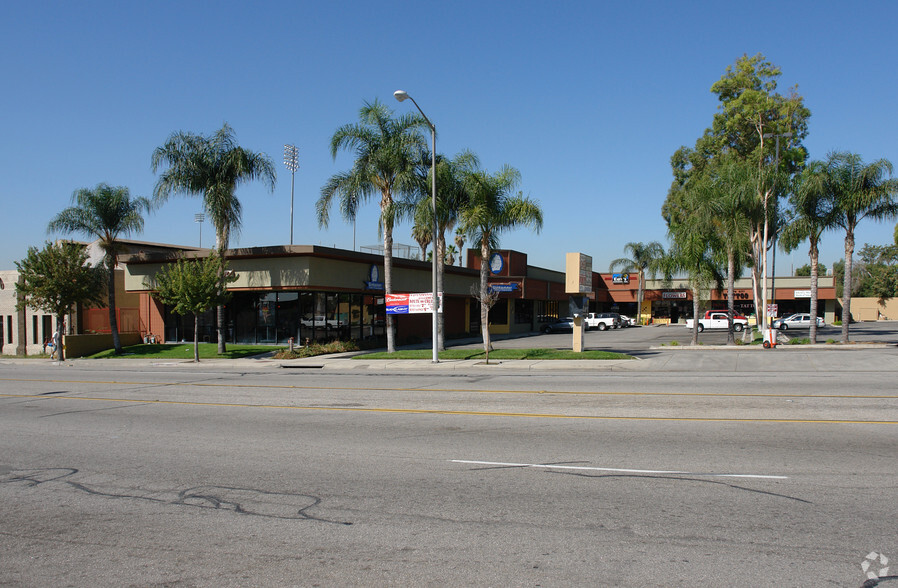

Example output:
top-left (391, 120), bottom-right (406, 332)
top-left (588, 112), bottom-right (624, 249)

top-left (47, 183), bottom-right (152, 355)
top-left (663, 175), bottom-right (726, 345)
top-left (458, 165), bottom-right (543, 354)
top-left (780, 161), bottom-right (838, 342)
top-left (794, 264), bottom-right (826, 277)
top-left (609, 241), bottom-right (665, 327)
top-left (828, 152), bottom-right (898, 341)
top-left (666, 54), bottom-right (810, 330)
top-left (152, 123), bottom-right (276, 354)
top-left (317, 99), bottom-right (428, 353)
top-left (832, 259), bottom-right (845, 298)
top-left (15, 242), bottom-right (106, 361)
top-left (855, 244), bottom-right (898, 301)
top-left (146, 253), bottom-right (237, 362)
top-left (667, 157), bottom-right (755, 343)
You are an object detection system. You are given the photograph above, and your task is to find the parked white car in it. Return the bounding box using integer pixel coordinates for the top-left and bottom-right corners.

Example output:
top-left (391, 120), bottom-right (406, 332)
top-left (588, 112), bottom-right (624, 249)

top-left (771, 313), bottom-right (825, 330)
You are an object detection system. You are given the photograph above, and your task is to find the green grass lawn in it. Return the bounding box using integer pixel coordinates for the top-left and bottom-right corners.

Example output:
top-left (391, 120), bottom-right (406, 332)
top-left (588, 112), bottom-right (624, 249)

top-left (359, 348), bottom-right (633, 360)
top-left (89, 343), bottom-right (282, 360)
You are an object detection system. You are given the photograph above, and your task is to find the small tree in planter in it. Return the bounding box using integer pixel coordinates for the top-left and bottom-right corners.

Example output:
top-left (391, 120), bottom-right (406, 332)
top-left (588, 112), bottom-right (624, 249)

top-left (16, 241), bottom-right (106, 360)
top-left (146, 253), bottom-right (237, 362)
top-left (470, 283), bottom-right (501, 364)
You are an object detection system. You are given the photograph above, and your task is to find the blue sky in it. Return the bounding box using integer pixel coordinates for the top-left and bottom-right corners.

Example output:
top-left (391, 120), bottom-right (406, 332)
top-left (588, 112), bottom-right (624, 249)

top-left (2, 1), bottom-right (896, 275)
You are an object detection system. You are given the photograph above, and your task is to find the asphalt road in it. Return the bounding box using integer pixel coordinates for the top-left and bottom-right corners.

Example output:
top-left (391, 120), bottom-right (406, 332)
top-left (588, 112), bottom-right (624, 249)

top-left (1, 339), bottom-right (897, 586)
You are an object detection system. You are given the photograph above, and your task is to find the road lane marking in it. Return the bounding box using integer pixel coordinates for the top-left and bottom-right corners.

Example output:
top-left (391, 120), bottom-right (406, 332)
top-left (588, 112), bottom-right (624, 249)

top-left (0, 392), bottom-right (897, 424)
top-left (451, 459), bottom-right (789, 479)
top-left (1, 377), bottom-right (896, 400)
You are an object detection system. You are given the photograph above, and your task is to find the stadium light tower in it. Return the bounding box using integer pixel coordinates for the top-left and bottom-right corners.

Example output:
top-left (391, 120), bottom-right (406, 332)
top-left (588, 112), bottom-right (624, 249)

top-left (194, 213), bottom-right (205, 248)
top-left (284, 144), bottom-right (299, 245)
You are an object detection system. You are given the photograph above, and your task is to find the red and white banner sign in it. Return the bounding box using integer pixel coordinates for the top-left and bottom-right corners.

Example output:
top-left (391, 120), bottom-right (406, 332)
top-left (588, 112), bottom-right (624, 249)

top-left (386, 293), bottom-right (443, 314)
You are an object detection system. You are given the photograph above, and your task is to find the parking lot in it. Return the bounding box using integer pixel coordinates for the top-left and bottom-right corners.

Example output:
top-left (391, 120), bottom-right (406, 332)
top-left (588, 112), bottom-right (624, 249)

top-left (465, 320), bottom-right (898, 356)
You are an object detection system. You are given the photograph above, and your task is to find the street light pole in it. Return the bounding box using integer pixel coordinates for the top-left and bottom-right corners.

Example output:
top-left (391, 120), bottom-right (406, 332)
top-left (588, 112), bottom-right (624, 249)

top-left (284, 144), bottom-right (299, 245)
top-left (762, 131), bottom-right (793, 322)
top-left (394, 89), bottom-right (438, 364)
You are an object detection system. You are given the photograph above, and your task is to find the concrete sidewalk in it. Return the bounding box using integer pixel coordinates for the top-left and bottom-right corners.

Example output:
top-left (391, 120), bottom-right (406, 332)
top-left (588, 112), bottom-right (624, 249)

top-left (5, 340), bottom-right (892, 374)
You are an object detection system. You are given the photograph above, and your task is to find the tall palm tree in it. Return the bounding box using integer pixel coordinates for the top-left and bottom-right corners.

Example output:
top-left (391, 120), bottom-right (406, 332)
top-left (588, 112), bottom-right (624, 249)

top-left (48, 183), bottom-right (152, 354)
top-left (609, 241), bottom-right (665, 327)
top-left (698, 159), bottom-right (754, 344)
top-left (458, 165), bottom-right (542, 354)
top-left (664, 219), bottom-right (725, 346)
top-left (780, 161), bottom-right (838, 343)
top-left (152, 123), bottom-right (276, 353)
top-left (827, 152), bottom-right (898, 342)
top-left (405, 151), bottom-right (479, 350)
top-left (318, 99), bottom-right (428, 353)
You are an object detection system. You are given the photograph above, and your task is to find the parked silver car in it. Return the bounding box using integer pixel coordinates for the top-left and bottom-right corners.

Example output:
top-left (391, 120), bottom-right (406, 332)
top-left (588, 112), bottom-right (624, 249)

top-left (541, 317), bottom-right (575, 333)
top-left (771, 313), bottom-right (825, 330)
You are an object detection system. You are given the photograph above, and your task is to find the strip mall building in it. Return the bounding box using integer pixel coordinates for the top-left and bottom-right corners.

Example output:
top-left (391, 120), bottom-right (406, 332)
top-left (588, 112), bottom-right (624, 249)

top-left (0, 241), bottom-right (841, 355)
top-left (118, 244), bottom-right (838, 346)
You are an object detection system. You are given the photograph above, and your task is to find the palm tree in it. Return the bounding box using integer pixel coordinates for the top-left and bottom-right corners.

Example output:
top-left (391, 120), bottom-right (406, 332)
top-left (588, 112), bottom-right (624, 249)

top-left (827, 152), bottom-right (898, 342)
top-left (609, 241), bottom-right (665, 327)
top-left (405, 151), bottom-right (479, 350)
top-left (664, 221), bottom-right (725, 346)
top-left (318, 99), bottom-right (429, 353)
top-left (458, 166), bottom-right (543, 354)
top-left (152, 123), bottom-right (276, 353)
top-left (47, 183), bottom-right (152, 355)
top-left (698, 159), bottom-right (754, 344)
top-left (410, 220), bottom-right (431, 261)
top-left (780, 161), bottom-right (838, 343)
top-left (454, 227), bottom-right (466, 266)
top-left (445, 244), bottom-right (458, 267)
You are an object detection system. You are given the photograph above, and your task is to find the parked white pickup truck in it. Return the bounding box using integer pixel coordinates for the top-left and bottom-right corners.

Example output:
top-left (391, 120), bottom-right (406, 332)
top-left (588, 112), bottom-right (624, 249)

top-left (584, 312), bottom-right (621, 331)
top-left (684, 311), bottom-right (748, 332)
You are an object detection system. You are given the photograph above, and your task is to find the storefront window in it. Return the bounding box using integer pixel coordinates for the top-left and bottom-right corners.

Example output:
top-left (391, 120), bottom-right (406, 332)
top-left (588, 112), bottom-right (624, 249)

top-left (256, 293), bottom-right (277, 343)
top-left (489, 299), bottom-right (508, 325)
top-left (349, 294), bottom-right (362, 340)
top-left (514, 299), bottom-right (533, 324)
top-left (276, 292), bottom-right (299, 344)
top-left (536, 300), bottom-right (558, 323)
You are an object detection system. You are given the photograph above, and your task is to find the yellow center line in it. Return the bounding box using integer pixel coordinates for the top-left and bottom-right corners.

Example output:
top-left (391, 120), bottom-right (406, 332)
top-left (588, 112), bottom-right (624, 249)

top-left (1, 392), bottom-right (896, 425)
top-left (0, 377), bottom-right (895, 400)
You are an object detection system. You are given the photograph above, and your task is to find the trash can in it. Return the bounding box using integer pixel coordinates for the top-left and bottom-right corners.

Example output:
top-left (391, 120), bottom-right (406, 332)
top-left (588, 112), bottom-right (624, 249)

top-left (763, 328), bottom-right (777, 349)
